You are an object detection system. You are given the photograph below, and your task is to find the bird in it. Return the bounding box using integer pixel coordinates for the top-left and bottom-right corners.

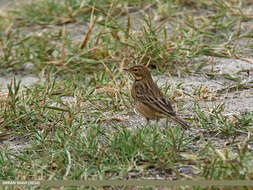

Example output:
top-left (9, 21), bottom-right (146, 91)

top-left (123, 64), bottom-right (190, 129)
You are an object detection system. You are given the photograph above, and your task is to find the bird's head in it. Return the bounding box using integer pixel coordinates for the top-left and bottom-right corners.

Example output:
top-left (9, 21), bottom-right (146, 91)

top-left (123, 65), bottom-right (152, 81)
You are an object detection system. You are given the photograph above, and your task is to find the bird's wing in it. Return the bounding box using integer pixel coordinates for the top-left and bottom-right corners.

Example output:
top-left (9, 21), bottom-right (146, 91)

top-left (134, 82), bottom-right (176, 116)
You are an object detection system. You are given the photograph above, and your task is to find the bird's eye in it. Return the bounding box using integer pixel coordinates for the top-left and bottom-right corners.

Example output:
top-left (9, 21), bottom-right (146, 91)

top-left (133, 68), bottom-right (138, 72)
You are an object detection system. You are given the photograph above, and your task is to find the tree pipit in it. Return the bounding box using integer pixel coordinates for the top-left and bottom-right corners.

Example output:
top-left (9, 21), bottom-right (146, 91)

top-left (124, 65), bottom-right (190, 129)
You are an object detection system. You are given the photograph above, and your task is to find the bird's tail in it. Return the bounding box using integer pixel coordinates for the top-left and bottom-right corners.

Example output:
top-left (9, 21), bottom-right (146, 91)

top-left (168, 115), bottom-right (191, 129)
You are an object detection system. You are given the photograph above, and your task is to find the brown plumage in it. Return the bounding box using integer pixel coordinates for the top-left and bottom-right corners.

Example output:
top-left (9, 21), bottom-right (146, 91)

top-left (124, 65), bottom-right (190, 129)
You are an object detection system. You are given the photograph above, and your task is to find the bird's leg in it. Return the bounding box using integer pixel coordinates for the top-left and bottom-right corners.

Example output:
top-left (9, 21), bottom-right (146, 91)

top-left (155, 118), bottom-right (160, 127)
top-left (145, 118), bottom-right (150, 126)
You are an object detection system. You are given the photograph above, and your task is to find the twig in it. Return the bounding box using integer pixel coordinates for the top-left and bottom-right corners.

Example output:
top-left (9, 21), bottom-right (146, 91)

top-left (234, 54), bottom-right (253, 64)
top-left (61, 25), bottom-right (66, 63)
top-left (154, 16), bottom-right (171, 32)
top-left (81, 7), bottom-right (97, 49)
